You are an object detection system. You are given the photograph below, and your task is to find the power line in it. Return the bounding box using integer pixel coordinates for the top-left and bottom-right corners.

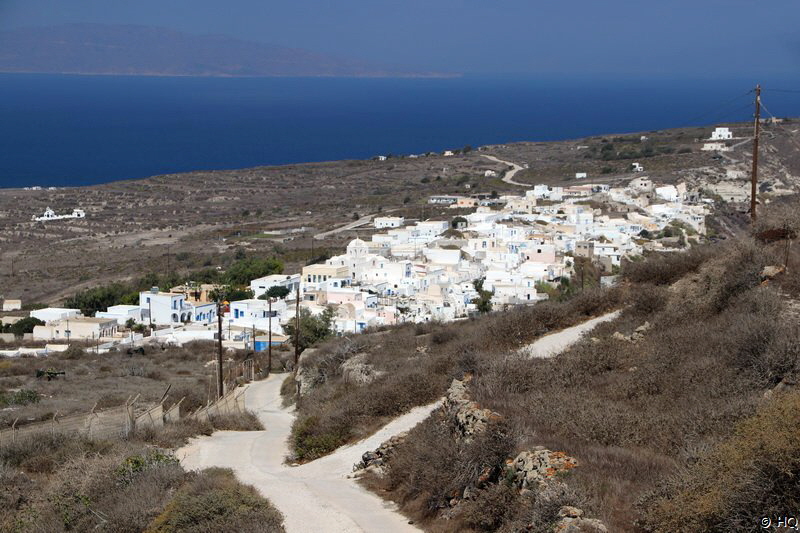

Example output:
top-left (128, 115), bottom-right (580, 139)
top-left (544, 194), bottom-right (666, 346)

top-left (676, 89), bottom-right (754, 129)
top-left (762, 88), bottom-right (800, 94)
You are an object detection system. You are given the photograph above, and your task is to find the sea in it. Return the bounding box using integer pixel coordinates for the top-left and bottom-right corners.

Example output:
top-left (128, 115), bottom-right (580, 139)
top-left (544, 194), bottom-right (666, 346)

top-left (1, 73), bottom-right (799, 188)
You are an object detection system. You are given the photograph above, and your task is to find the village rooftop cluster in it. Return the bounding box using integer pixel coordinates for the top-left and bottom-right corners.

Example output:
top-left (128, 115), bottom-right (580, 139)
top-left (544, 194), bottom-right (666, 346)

top-left (12, 173), bottom-right (710, 354)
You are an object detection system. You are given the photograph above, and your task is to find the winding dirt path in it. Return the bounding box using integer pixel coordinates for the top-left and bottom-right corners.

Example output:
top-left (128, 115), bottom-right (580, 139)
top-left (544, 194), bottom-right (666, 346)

top-left (178, 375), bottom-right (435, 532)
top-left (177, 312), bottom-right (620, 531)
top-left (519, 310), bottom-right (621, 358)
top-left (482, 154), bottom-right (529, 187)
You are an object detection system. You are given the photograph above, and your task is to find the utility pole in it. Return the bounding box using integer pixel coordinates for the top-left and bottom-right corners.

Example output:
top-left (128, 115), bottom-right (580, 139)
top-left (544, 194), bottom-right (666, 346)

top-left (294, 288), bottom-right (300, 372)
top-left (217, 301), bottom-right (224, 399)
top-left (267, 297), bottom-right (273, 376)
top-left (750, 84), bottom-right (761, 224)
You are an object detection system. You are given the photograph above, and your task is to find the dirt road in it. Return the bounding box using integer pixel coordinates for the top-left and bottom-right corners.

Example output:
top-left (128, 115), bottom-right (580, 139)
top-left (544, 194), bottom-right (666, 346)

top-left (178, 312), bottom-right (620, 531)
top-left (519, 310), bottom-right (621, 358)
top-left (482, 154), bottom-right (529, 187)
top-left (178, 375), bottom-right (435, 532)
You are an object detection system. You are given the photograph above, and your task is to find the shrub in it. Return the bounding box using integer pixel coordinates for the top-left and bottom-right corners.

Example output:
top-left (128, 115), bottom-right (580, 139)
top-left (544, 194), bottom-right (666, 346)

top-left (146, 467), bottom-right (285, 532)
top-left (640, 391), bottom-right (800, 532)
top-left (0, 388), bottom-right (40, 407)
top-left (622, 246), bottom-right (714, 285)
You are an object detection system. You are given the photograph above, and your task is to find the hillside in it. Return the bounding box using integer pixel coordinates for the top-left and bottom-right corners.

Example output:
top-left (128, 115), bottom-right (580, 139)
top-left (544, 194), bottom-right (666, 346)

top-left (0, 24), bottom-right (452, 78)
top-left (1, 119), bottom-right (798, 306)
top-left (284, 198), bottom-right (800, 532)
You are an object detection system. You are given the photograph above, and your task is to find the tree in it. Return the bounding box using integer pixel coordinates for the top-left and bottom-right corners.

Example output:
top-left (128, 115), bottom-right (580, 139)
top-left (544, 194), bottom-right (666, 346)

top-left (209, 285), bottom-right (254, 303)
top-left (224, 258), bottom-right (283, 286)
top-left (451, 216), bottom-right (468, 229)
top-left (472, 291), bottom-right (493, 314)
top-left (259, 286), bottom-right (291, 300)
top-left (471, 277), bottom-right (492, 313)
top-left (5, 317), bottom-right (44, 337)
top-left (284, 307), bottom-right (336, 352)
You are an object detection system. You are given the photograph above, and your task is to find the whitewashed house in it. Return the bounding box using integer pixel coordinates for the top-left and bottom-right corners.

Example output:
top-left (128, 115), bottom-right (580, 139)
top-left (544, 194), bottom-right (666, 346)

top-left (374, 216), bottom-right (405, 229)
top-left (31, 307), bottom-right (81, 324)
top-left (710, 127), bottom-right (733, 140)
top-left (96, 305), bottom-right (146, 326)
top-left (139, 289), bottom-right (216, 325)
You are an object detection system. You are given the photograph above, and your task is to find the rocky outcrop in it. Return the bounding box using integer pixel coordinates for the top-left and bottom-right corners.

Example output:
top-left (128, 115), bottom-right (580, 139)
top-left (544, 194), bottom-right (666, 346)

top-left (554, 506), bottom-right (608, 532)
top-left (506, 447), bottom-right (579, 490)
top-left (293, 348), bottom-right (320, 396)
top-left (611, 321), bottom-right (651, 343)
top-left (340, 353), bottom-right (384, 385)
top-left (353, 432), bottom-right (408, 473)
top-left (444, 377), bottom-right (501, 440)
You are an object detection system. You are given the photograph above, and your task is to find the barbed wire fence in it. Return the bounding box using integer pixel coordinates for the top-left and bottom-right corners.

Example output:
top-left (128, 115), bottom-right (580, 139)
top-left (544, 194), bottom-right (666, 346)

top-left (0, 358), bottom-right (257, 446)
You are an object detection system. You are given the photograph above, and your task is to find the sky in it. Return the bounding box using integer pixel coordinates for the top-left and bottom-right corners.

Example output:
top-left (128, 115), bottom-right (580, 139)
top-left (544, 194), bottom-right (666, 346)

top-left (1, 0), bottom-right (799, 77)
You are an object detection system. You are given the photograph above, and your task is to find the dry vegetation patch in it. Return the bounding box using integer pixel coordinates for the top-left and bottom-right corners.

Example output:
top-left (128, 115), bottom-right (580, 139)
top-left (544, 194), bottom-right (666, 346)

top-left (290, 233), bottom-right (800, 531)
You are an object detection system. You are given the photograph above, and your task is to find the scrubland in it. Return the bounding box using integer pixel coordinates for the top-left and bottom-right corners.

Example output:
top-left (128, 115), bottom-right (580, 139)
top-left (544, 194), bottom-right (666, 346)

top-left (288, 200), bottom-right (800, 532)
top-left (0, 341), bottom-right (283, 532)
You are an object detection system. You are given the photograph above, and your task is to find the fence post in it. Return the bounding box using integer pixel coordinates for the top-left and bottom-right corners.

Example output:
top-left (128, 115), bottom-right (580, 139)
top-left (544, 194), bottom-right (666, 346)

top-left (11, 418), bottom-right (18, 443)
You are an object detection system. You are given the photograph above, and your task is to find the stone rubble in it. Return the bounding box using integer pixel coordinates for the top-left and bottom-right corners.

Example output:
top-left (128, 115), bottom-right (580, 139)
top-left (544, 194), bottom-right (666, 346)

top-left (340, 353), bottom-right (384, 385)
top-left (443, 377), bottom-right (501, 440)
top-left (612, 321), bottom-right (651, 343)
top-left (353, 432), bottom-right (408, 473)
top-left (554, 506), bottom-right (609, 533)
top-left (506, 447), bottom-right (579, 490)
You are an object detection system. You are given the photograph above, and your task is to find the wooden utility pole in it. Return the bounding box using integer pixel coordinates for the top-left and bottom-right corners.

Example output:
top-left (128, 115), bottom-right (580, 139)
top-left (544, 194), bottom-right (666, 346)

top-left (267, 297), bottom-right (273, 376)
top-left (750, 84), bottom-right (761, 224)
top-left (294, 288), bottom-right (300, 372)
top-left (217, 302), bottom-right (224, 399)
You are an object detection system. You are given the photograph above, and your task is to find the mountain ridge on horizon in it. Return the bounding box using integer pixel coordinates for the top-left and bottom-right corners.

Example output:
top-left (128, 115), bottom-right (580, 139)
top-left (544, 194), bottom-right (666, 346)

top-left (0, 23), bottom-right (458, 78)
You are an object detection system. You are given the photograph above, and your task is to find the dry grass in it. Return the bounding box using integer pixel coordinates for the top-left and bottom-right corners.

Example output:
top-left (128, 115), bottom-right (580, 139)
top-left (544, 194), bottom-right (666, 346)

top-left (0, 403), bottom-right (272, 532)
top-left (291, 236), bottom-right (800, 531)
top-left (0, 341), bottom-right (256, 429)
top-left (288, 288), bottom-right (621, 462)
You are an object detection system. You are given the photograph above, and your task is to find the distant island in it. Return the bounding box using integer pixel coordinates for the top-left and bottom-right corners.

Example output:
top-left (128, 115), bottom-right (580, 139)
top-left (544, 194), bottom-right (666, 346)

top-left (0, 23), bottom-right (458, 78)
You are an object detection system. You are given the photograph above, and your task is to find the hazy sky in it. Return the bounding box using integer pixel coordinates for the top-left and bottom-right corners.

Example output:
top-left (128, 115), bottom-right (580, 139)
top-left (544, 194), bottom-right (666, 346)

top-left (1, 0), bottom-right (798, 77)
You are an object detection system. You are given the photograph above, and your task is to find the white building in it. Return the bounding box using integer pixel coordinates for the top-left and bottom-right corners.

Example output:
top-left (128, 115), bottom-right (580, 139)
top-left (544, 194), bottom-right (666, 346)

top-left (655, 185), bottom-right (680, 203)
top-left (710, 127), bottom-right (733, 140)
top-left (1, 299), bottom-right (21, 312)
top-left (33, 316), bottom-right (118, 341)
top-left (96, 305), bottom-right (146, 326)
top-left (30, 307), bottom-right (81, 324)
top-left (575, 172), bottom-right (587, 179)
top-left (701, 142), bottom-right (731, 152)
top-left (229, 299), bottom-right (286, 333)
top-left (374, 216), bottom-right (405, 229)
top-left (32, 207), bottom-right (86, 222)
top-left (139, 289), bottom-right (217, 326)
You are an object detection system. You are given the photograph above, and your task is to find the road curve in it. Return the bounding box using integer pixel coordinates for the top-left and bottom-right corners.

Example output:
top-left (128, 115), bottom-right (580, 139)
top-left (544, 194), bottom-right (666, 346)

top-left (178, 375), bottom-right (434, 533)
top-left (177, 312), bottom-right (620, 531)
top-left (519, 310), bottom-right (621, 358)
top-left (482, 154), bottom-right (530, 187)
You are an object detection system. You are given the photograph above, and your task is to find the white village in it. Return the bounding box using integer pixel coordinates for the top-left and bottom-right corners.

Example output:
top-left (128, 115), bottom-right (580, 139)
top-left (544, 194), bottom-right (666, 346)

top-left (12, 167), bottom-right (711, 355)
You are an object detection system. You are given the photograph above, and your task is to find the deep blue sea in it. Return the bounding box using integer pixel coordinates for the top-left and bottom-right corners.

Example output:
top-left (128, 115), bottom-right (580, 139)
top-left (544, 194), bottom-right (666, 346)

top-left (1, 74), bottom-right (799, 188)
